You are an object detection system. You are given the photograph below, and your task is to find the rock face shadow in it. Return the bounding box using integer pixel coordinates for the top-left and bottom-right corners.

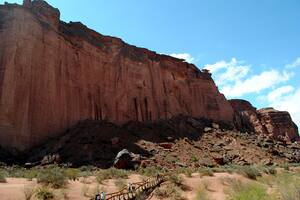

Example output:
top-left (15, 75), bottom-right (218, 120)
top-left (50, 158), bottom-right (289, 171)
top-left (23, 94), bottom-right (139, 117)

top-left (21, 116), bottom-right (226, 168)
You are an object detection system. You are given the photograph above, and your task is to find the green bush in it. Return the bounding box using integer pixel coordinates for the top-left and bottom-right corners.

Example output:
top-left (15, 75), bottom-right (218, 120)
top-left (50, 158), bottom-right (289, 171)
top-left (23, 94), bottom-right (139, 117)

top-left (175, 168), bottom-right (194, 177)
top-left (35, 187), bottom-right (54, 200)
top-left (275, 172), bottom-right (300, 200)
top-left (79, 165), bottom-right (94, 176)
top-left (37, 167), bottom-right (67, 188)
top-left (211, 167), bottom-right (227, 173)
top-left (227, 180), bottom-right (269, 200)
top-left (283, 164), bottom-right (290, 171)
top-left (238, 166), bottom-right (262, 180)
top-left (265, 167), bottom-right (277, 175)
top-left (24, 169), bottom-right (40, 180)
top-left (199, 168), bottom-right (214, 177)
top-left (0, 171), bottom-right (6, 183)
top-left (65, 168), bottom-right (80, 181)
top-left (138, 166), bottom-right (162, 177)
top-left (6, 166), bottom-right (26, 178)
top-left (96, 168), bottom-right (128, 183)
top-left (169, 174), bottom-right (183, 186)
top-left (191, 155), bottom-right (199, 162)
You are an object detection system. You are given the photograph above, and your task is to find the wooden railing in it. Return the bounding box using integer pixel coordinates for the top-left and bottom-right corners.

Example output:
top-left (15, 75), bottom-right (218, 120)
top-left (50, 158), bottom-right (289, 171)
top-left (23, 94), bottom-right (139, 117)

top-left (98, 176), bottom-right (165, 200)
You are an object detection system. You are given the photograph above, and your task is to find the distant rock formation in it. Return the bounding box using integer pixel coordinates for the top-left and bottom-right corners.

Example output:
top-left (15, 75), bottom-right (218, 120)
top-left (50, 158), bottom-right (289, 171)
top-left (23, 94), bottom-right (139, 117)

top-left (230, 99), bottom-right (299, 142)
top-left (0, 1), bottom-right (233, 151)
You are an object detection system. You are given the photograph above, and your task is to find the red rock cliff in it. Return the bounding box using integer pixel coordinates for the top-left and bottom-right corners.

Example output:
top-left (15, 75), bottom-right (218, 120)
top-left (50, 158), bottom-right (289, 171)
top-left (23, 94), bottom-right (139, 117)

top-left (230, 100), bottom-right (299, 142)
top-left (0, 1), bottom-right (234, 150)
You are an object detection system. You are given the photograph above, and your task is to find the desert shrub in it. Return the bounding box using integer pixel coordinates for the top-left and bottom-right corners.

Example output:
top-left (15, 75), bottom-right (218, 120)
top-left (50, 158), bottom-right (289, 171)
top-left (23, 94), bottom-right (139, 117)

top-left (265, 167), bottom-right (277, 175)
top-left (199, 168), bottom-right (214, 177)
top-left (238, 166), bottom-right (262, 180)
top-left (138, 166), bottom-right (162, 177)
top-left (176, 168), bottom-right (194, 177)
top-left (65, 168), bottom-right (80, 181)
top-left (96, 168), bottom-right (128, 183)
top-left (79, 165), bottom-right (94, 176)
top-left (169, 174), bottom-right (183, 186)
top-left (282, 164), bottom-right (290, 171)
top-left (191, 155), bottom-right (199, 162)
top-left (1, 167), bottom-right (40, 180)
top-left (227, 180), bottom-right (269, 200)
top-left (6, 166), bottom-right (26, 178)
top-left (24, 169), bottom-right (40, 180)
top-left (0, 171), bottom-right (7, 183)
top-left (184, 168), bottom-right (193, 178)
top-left (211, 167), bottom-right (227, 173)
top-left (37, 167), bottom-right (67, 188)
top-left (274, 172), bottom-right (300, 200)
top-left (35, 187), bottom-right (54, 200)
top-left (220, 165), bottom-right (238, 174)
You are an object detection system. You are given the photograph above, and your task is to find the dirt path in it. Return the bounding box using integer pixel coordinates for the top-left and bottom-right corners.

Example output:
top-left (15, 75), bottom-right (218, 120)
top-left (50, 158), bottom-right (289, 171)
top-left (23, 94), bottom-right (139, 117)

top-left (0, 173), bottom-right (254, 200)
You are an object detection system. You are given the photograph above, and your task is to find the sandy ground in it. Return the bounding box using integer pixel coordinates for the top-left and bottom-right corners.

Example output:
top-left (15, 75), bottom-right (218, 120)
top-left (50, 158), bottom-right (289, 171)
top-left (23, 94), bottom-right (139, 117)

top-left (0, 173), bottom-right (252, 200)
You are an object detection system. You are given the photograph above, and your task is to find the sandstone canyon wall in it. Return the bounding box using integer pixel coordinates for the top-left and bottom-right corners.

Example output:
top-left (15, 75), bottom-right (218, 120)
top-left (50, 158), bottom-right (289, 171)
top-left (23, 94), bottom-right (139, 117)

top-left (230, 100), bottom-right (299, 142)
top-left (0, 1), bottom-right (234, 150)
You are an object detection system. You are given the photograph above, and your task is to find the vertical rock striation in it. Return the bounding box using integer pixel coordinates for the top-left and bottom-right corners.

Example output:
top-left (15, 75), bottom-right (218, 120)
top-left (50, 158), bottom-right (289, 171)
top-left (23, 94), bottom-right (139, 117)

top-left (0, 1), bottom-right (234, 150)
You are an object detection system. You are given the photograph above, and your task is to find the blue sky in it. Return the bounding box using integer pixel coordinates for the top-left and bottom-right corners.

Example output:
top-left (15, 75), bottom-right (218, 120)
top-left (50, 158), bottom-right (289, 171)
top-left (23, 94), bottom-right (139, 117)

top-left (2, 0), bottom-right (300, 126)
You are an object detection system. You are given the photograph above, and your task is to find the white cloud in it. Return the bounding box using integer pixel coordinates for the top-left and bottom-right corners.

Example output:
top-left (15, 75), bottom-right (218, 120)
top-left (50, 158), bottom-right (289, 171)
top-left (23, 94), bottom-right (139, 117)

top-left (267, 85), bottom-right (294, 102)
top-left (220, 70), bottom-right (291, 97)
top-left (269, 87), bottom-right (300, 126)
top-left (170, 53), bottom-right (194, 63)
top-left (204, 58), bottom-right (238, 74)
top-left (204, 58), bottom-right (292, 98)
top-left (216, 64), bottom-right (250, 85)
top-left (285, 57), bottom-right (300, 68)
top-left (204, 58), bottom-right (250, 85)
top-left (205, 57), bottom-right (299, 126)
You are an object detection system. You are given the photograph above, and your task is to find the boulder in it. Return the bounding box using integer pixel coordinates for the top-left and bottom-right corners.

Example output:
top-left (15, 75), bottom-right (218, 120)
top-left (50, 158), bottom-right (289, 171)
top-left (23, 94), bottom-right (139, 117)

top-left (159, 143), bottom-right (173, 149)
top-left (204, 127), bottom-right (213, 132)
top-left (113, 149), bottom-right (139, 169)
top-left (40, 154), bottom-right (61, 165)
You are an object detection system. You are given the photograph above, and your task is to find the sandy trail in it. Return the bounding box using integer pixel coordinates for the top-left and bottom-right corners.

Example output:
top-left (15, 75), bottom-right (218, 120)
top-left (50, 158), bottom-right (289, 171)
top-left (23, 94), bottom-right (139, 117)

top-left (0, 173), bottom-right (252, 200)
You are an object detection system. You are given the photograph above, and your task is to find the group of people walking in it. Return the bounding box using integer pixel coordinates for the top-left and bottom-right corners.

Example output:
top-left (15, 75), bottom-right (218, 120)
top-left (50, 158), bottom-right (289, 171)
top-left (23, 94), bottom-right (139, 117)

top-left (95, 192), bottom-right (106, 200)
top-left (94, 183), bottom-right (134, 200)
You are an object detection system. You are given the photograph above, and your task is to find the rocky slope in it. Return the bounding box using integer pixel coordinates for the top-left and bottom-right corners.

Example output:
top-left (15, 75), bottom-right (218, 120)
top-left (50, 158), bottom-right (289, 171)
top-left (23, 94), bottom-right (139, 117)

top-left (19, 117), bottom-right (300, 168)
top-left (0, 0), bottom-right (233, 151)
